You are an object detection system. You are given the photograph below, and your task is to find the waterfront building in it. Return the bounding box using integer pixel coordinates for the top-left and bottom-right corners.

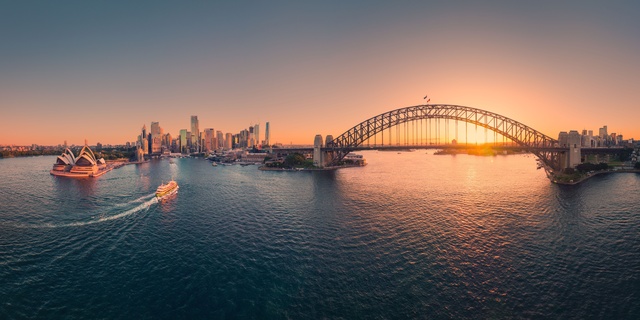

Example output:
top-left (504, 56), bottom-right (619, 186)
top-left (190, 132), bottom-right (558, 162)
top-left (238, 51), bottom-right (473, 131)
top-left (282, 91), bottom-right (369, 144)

top-left (191, 116), bottom-right (200, 152)
top-left (51, 144), bottom-right (106, 177)
top-left (52, 148), bottom-right (77, 173)
top-left (70, 145), bottom-right (106, 175)
top-left (344, 152), bottom-right (367, 166)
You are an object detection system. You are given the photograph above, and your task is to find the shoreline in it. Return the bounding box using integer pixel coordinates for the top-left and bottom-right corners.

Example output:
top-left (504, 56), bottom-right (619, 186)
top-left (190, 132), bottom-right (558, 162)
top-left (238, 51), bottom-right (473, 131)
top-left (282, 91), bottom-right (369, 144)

top-left (258, 164), bottom-right (365, 171)
top-left (552, 169), bottom-right (640, 185)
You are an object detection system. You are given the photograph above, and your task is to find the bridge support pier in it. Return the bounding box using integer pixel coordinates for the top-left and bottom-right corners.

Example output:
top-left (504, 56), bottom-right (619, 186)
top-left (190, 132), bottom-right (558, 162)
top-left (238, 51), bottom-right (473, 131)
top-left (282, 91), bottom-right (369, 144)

top-left (323, 150), bottom-right (334, 167)
top-left (558, 131), bottom-right (582, 169)
top-left (314, 134), bottom-right (338, 168)
top-left (313, 134), bottom-right (324, 168)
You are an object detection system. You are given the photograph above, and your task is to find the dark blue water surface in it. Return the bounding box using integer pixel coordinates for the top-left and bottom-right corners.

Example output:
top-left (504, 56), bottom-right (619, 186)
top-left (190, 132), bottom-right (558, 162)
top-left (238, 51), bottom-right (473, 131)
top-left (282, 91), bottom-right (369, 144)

top-left (1, 152), bottom-right (639, 319)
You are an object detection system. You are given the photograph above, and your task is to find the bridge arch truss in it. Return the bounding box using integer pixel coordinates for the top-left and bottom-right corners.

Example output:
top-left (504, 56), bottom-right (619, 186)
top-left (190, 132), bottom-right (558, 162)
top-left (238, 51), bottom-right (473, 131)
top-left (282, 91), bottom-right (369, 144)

top-left (326, 105), bottom-right (562, 170)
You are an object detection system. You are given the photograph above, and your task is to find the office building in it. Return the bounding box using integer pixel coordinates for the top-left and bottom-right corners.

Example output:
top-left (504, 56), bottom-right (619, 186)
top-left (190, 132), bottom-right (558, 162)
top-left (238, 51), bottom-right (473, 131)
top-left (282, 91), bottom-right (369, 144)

top-left (191, 115), bottom-right (200, 152)
top-left (140, 125), bottom-right (148, 154)
top-left (225, 133), bottom-right (232, 150)
top-left (180, 129), bottom-right (188, 154)
top-left (265, 122), bottom-right (270, 147)
top-left (216, 131), bottom-right (224, 149)
top-left (150, 122), bottom-right (162, 154)
top-left (204, 128), bottom-right (215, 152)
top-left (254, 124), bottom-right (260, 148)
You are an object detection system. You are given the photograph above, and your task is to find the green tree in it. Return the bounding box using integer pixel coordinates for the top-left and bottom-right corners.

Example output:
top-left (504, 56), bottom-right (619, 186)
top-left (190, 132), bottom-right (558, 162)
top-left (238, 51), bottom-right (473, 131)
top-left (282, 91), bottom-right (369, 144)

top-left (618, 148), bottom-right (634, 162)
top-left (283, 153), bottom-right (306, 167)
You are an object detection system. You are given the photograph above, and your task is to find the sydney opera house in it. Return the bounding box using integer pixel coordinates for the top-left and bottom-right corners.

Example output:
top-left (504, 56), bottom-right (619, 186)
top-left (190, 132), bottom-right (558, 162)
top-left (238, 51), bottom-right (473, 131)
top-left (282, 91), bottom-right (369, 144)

top-left (51, 145), bottom-right (108, 177)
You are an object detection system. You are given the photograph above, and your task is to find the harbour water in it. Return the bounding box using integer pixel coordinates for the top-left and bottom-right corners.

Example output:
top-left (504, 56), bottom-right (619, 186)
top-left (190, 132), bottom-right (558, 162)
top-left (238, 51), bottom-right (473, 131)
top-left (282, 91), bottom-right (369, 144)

top-left (1, 152), bottom-right (638, 319)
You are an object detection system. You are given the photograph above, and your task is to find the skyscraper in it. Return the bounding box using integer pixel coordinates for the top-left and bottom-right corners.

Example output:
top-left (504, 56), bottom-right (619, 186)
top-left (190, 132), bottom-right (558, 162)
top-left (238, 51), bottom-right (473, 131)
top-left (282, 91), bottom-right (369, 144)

top-left (164, 133), bottom-right (172, 152)
top-left (140, 124), bottom-right (148, 154)
top-left (598, 125), bottom-right (608, 146)
top-left (180, 129), bottom-right (188, 154)
top-left (151, 122), bottom-right (162, 154)
top-left (216, 131), bottom-right (224, 149)
top-left (204, 128), bottom-right (215, 152)
top-left (248, 126), bottom-right (254, 148)
top-left (190, 116), bottom-right (200, 152)
top-left (265, 122), bottom-right (270, 146)
top-left (254, 124), bottom-right (260, 148)
top-left (225, 133), bottom-right (232, 150)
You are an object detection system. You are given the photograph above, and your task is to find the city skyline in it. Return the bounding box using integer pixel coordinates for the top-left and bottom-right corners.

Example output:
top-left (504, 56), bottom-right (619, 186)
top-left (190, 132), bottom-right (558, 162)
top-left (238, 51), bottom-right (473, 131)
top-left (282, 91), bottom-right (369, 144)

top-left (2, 1), bottom-right (639, 145)
top-left (130, 118), bottom-right (269, 154)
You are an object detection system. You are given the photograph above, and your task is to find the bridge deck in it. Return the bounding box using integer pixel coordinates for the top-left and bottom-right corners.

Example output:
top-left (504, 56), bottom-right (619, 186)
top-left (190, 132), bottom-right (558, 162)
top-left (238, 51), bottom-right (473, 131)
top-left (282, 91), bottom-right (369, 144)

top-left (273, 145), bottom-right (630, 154)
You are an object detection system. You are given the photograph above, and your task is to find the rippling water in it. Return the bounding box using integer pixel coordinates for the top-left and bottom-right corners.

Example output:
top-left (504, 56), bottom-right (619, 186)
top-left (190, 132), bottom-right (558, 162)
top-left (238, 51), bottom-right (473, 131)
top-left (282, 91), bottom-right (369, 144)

top-left (1, 152), bottom-right (638, 319)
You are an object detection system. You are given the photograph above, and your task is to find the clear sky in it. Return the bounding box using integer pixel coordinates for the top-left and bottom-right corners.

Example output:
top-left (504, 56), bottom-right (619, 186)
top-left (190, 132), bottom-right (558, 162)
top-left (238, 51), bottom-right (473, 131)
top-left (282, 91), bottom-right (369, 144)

top-left (2, 0), bottom-right (639, 146)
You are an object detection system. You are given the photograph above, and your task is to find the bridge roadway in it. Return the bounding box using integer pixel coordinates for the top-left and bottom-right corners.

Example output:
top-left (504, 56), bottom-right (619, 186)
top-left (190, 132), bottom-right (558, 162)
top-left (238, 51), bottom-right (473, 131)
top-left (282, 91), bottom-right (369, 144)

top-left (273, 145), bottom-right (628, 154)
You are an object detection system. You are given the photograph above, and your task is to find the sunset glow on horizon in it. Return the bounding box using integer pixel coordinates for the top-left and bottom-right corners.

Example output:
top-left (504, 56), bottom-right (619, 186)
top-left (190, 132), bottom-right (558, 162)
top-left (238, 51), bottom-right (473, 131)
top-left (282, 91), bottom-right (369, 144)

top-left (2, 1), bottom-right (639, 146)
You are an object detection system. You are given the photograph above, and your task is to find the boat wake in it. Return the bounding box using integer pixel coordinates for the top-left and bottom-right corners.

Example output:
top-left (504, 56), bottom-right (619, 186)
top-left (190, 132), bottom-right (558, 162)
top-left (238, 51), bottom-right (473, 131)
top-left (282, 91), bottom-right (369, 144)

top-left (21, 193), bottom-right (159, 228)
top-left (114, 193), bottom-right (157, 207)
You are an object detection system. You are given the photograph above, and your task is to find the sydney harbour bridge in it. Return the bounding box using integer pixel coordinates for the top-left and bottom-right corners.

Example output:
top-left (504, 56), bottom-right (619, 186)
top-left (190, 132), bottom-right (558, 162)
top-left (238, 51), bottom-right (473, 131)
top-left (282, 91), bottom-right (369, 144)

top-left (277, 104), bottom-right (618, 174)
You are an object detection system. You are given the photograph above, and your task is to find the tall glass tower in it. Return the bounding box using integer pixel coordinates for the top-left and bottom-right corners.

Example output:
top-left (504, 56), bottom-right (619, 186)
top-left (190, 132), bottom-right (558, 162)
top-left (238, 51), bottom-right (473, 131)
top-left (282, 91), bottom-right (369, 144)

top-left (190, 115), bottom-right (200, 152)
top-left (254, 124), bottom-right (260, 147)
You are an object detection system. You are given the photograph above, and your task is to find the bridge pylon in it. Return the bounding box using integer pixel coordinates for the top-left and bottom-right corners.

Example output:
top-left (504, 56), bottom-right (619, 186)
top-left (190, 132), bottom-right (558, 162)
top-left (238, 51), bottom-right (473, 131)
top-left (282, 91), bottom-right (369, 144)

top-left (313, 134), bottom-right (339, 168)
top-left (313, 134), bottom-right (324, 167)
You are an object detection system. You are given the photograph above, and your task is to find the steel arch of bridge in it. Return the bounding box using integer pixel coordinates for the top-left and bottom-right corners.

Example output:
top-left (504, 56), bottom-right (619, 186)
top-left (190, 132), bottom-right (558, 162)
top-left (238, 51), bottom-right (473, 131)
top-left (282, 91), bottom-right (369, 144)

top-left (326, 105), bottom-right (561, 169)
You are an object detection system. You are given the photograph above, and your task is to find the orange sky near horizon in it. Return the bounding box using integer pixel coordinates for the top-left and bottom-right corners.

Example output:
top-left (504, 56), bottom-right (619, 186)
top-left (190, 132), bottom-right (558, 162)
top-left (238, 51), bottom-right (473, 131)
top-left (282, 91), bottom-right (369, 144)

top-left (1, 1), bottom-right (638, 146)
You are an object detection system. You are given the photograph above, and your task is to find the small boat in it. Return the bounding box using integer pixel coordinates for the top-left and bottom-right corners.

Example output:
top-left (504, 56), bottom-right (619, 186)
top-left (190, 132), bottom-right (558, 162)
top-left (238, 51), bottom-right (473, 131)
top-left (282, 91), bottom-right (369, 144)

top-left (156, 180), bottom-right (179, 200)
top-left (211, 162), bottom-right (218, 166)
